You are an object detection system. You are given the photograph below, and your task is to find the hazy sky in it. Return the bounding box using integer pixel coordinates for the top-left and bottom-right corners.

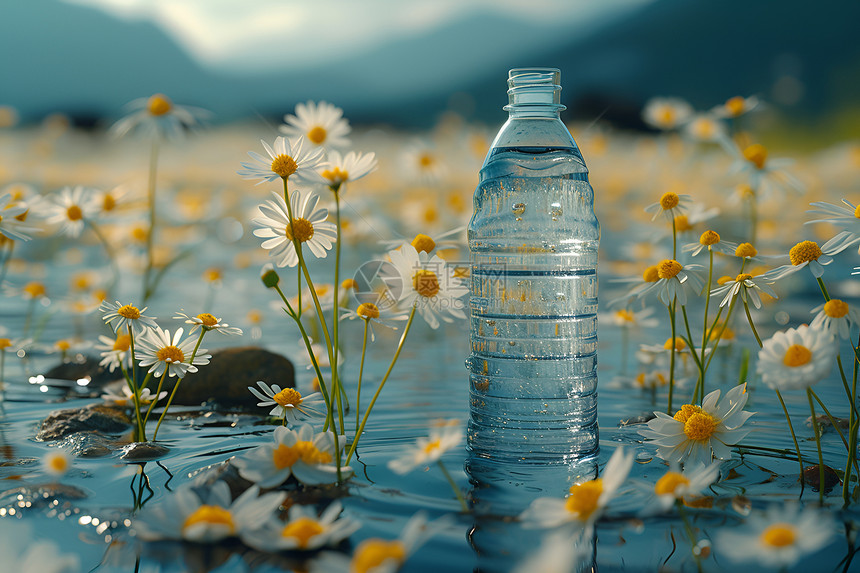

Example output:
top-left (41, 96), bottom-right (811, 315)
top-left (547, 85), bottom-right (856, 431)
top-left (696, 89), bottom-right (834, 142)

top-left (61, 0), bottom-right (655, 72)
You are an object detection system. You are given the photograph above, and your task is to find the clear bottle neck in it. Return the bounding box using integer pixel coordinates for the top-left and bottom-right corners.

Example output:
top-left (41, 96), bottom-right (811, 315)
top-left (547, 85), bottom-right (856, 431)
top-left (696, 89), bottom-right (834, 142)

top-left (488, 68), bottom-right (576, 151)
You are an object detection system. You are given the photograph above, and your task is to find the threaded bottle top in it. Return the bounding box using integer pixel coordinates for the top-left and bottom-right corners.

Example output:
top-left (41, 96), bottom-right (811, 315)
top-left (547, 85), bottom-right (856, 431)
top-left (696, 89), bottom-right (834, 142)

top-left (504, 68), bottom-right (566, 112)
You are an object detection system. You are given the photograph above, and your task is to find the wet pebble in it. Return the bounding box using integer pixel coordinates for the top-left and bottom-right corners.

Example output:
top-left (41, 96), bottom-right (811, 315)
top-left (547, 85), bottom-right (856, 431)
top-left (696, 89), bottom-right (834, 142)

top-left (803, 464), bottom-right (841, 493)
top-left (120, 442), bottom-right (170, 461)
top-left (37, 404), bottom-right (132, 441)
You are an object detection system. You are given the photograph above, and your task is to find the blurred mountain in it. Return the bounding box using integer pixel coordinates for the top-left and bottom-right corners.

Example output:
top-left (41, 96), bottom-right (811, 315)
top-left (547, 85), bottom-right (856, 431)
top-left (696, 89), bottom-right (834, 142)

top-left (2, 0), bottom-right (858, 129)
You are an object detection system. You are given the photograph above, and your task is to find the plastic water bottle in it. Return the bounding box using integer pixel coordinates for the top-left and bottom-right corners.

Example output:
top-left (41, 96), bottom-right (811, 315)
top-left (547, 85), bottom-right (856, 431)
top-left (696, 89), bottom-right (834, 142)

top-left (466, 68), bottom-right (599, 476)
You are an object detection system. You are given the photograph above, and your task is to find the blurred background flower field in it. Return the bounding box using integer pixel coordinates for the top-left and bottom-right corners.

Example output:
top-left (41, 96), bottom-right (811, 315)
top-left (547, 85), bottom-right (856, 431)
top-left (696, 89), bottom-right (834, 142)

top-left (2, 0), bottom-right (860, 572)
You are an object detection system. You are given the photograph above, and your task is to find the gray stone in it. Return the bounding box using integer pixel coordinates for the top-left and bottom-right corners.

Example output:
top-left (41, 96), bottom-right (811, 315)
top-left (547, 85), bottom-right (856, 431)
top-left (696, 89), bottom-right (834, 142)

top-left (37, 404), bottom-right (132, 441)
top-left (120, 442), bottom-right (170, 461)
top-left (57, 431), bottom-right (115, 458)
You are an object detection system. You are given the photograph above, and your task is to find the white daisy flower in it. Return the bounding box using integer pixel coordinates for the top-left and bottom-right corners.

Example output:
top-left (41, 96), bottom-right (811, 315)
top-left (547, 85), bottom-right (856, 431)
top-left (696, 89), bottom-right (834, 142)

top-left (133, 481), bottom-right (286, 543)
top-left (761, 240), bottom-right (837, 281)
top-left (0, 192), bottom-right (33, 241)
top-left (95, 332), bottom-right (132, 374)
top-left (730, 142), bottom-right (804, 200)
top-left (99, 300), bottom-right (158, 335)
top-left (280, 100), bottom-right (351, 149)
top-left (709, 272), bottom-right (778, 310)
top-left (715, 504), bottom-right (834, 569)
top-left (384, 244), bottom-right (469, 329)
top-left (682, 114), bottom-right (728, 143)
top-left (135, 326), bottom-right (210, 379)
top-left (3, 281), bottom-right (49, 301)
top-left (642, 97), bottom-right (693, 130)
top-left (101, 385), bottom-right (166, 407)
top-left (512, 529), bottom-right (591, 573)
top-left (309, 513), bottom-right (451, 573)
top-left (247, 381), bottom-right (326, 423)
top-left (607, 263), bottom-right (662, 308)
top-left (232, 424), bottom-right (350, 487)
top-left (638, 385), bottom-right (754, 466)
top-left (42, 449), bottom-right (72, 477)
top-left (601, 306), bottom-right (660, 329)
top-left (402, 141), bottom-right (447, 184)
top-left (341, 302), bottom-right (409, 342)
top-left (93, 184), bottom-right (131, 217)
top-left (519, 447), bottom-right (634, 530)
top-left (238, 136), bottom-right (325, 184)
top-left (173, 310), bottom-right (243, 336)
top-left (252, 188), bottom-right (337, 268)
top-left (319, 149), bottom-right (377, 191)
top-left (44, 186), bottom-right (100, 238)
top-left (111, 93), bottom-right (209, 140)
top-left (682, 229), bottom-right (739, 257)
top-left (671, 203), bottom-right (721, 236)
top-left (756, 325), bottom-right (835, 391)
top-left (636, 259), bottom-right (706, 306)
top-left (0, 520), bottom-right (80, 573)
top-left (637, 337), bottom-right (704, 379)
top-left (806, 199), bottom-right (860, 255)
top-left (379, 227), bottom-right (467, 254)
top-left (241, 500), bottom-right (360, 552)
top-left (387, 423), bottom-right (463, 475)
top-left (810, 298), bottom-right (860, 339)
top-left (711, 95), bottom-right (760, 118)
top-left (646, 462), bottom-right (721, 514)
top-left (644, 191), bottom-right (693, 222)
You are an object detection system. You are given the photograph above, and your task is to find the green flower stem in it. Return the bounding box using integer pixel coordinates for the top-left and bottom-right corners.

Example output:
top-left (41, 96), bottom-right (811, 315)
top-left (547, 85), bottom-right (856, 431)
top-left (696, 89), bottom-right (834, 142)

top-left (332, 192), bottom-right (344, 420)
top-left (152, 329), bottom-right (205, 441)
top-left (680, 305), bottom-right (705, 401)
top-left (0, 241), bottom-right (15, 285)
top-left (0, 349), bottom-right (6, 390)
top-left (142, 140), bottom-right (160, 303)
top-left (671, 216), bottom-right (677, 260)
top-left (676, 502), bottom-right (704, 573)
top-left (125, 325), bottom-right (146, 442)
top-left (273, 284), bottom-right (332, 423)
top-left (773, 389), bottom-right (805, 490)
top-left (698, 249), bottom-right (715, 399)
top-left (742, 300), bottom-right (763, 348)
top-left (667, 299), bottom-right (677, 414)
top-left (810, 388), bottom-right (860, 478)
top-left (835, 355), bottom-right (860, 423)
top-left (703, 298), bottom-right (739, 375)
top-left (816, 277), bottom-right (831, 302)
top-left (347, 307), bottom-right (416, 464)
top-left (142, 370), bottom-right (169, 428)
top-left (749, 194), bottom-right (758, 247)
top-left (807, 388), bottom-right (826, 503)
top-left (356, 319), bottom-right (369, 436)
top-left (846, 335), bottom-right (860, 504)
top-left (437, 460), bottom-right (468, 513)
top-left (87, 220), bottom-right (120, 294)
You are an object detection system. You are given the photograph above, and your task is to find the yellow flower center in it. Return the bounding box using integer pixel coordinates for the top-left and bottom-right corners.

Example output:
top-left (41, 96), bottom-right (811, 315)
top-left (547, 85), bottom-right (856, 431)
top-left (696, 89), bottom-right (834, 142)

top-left (307, 126), bottom-right (327, 145)
top-left (783, 344), bottom-right (812, 367)
top-left (56, 340), bottom-right (71, 351)
top-left (725, 96), bottom-right (746, 117)
top-left (690, 118), bottom-right (715, 139)
top-left (281, 517), bottom-right (324, 548)
top-left (674, 214), bottom-right (692, 232)
top-left (418, 153), bottom-right (435, 168)
top-left (699, 230), bottom-right (720, 246)
top-left (196, 313), bottom-right (218, 327)
top-left (423, 438), bottom-right (442, 455)
top-left (564, 478), bottom-right (604, 520)
top-left (113, 334), bottom-right (131, 352)
top-left (156, 345), bottom-right (185, 363)
top-left (643, 265), bottom-right (660, 282)
top-left (66, 205), bottom-right (83, 221)
top-left (760, 524), bottom-right (797, 548)
top-left (23, 282), bottom-right (46, 298)
top-left (735, 273), bottom-right (753, 283)
top-left (411, 233), bottom-right (436, 253)
top-left (735, 243), bottom-right (757, 258)
top-left (655, 471), bottom-right (690, 496)
top-left (205, 268), bottom-right (222, 282)
top-left (352, 539), bottom-right (407, 573)
top-left (147, 94), bottom-right (173, 116)
top-left (660, 192), bottom-right (680, 210)
top-left (285, 218), bottom-right (315, 243)
top-left (615, 309), bottom-right (635, 323)
top-left (413, 269), bottom-right (440, 298)
top-left (273, 388), bottom-right (303, 407)
top-left (182, 505), bottom-right (234, 534)
top-left (663, 337), bottom-right (686, 351)
top-left (271, 154), bottom-right (299, 179)
top-left (272, 441), bottom-right (332, 469)
top-left (855, 204), bottom-right (860, 219)
top-left (356, 302), bottom-right (380, 319)
top-left (736, 183), bottom-right (755, 199)
top-left (341, 278), bottom-right (358, 290)
top-left (743, 144), bottom-right (768, 169)
top-left (102, 194), bottom-right (116, 212)
top-left (824, 299), bottom-right (850, 318)
top-left (658, 107), bottom-right (676, 126)
top-left (118, 304), bottom-right (141, 319)
top-left (321, 166), bottom-right (349, 184)
top-left (657, 259), bottom-right (682, 279)
top-left (683, 411), bottom-right (720, 442)
top-left (0, 338), bottom-right (11, 349)
top-left (131, 226), bottom-right (149, 243)
top-left (48, 453), bottom-right (69, 474)
top-left (789, 240), bottom-right (822, 266)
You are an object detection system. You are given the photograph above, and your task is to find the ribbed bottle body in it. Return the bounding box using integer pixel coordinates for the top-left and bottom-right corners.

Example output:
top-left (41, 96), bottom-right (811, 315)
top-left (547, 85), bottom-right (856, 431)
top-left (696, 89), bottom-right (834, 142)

top-left (467, 145), bottom-right (599, 465)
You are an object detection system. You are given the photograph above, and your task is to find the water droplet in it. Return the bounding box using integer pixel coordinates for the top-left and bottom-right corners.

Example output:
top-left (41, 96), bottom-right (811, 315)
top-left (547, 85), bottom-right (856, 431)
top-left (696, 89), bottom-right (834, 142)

top-left (550, 203), bottom-right (562, 220)
top-left (693, 539), bottom-right (712, 558)
top-left (635, 452), bottom-right (652, 464)
top-left (775, 311), bottom-right (790, 325)
top-left (512, 203), bottom-right (526, 215)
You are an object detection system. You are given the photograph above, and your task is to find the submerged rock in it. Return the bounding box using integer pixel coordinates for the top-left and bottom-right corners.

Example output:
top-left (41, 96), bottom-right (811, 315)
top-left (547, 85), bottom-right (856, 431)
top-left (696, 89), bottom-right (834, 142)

top-left (158, 347), bottom-right (295, 411)
top-left (43, 355), bottom-right (127, 389)
top-left (803, 464), bottom-right (841, 493)
top-left (37, 404), bottom-right (132, 441)
top-left (120, 442), bottom-right (170, 461)
top-left (56, 431), bottom-right (115, 458)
